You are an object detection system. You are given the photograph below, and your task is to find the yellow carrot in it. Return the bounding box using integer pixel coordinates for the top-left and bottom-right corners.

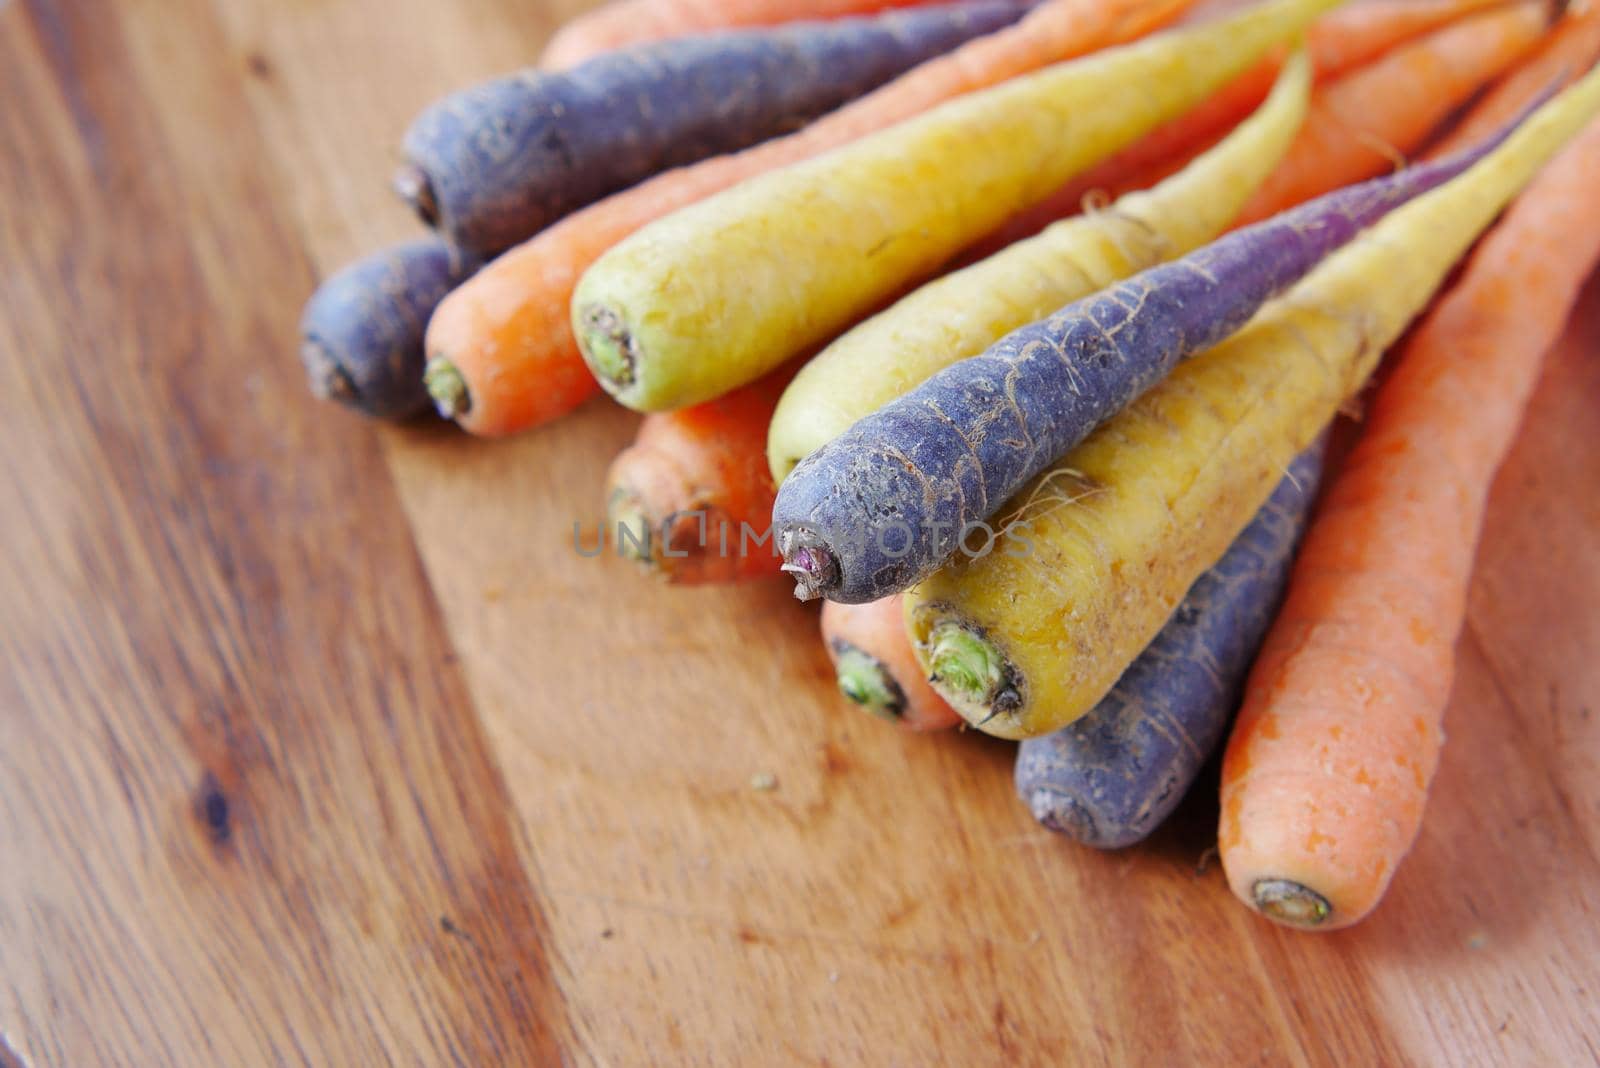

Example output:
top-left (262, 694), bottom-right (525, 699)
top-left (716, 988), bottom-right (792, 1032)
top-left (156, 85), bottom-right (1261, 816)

top-left (902, 64), bottom-right (1600, 740)
top-left (571, 0), bottom-right (1346, 412)
top-left (765, 49), bottom-right (1311, 483)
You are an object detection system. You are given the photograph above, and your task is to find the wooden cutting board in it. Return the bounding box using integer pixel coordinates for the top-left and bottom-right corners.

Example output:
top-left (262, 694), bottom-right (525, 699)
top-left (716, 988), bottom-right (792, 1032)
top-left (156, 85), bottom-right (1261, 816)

top-left (3, 0), bottom-right (1596, 1063)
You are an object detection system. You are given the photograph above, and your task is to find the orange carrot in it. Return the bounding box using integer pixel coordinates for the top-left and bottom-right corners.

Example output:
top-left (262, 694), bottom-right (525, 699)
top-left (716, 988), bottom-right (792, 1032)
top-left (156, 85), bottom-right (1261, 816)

top-left (822, 597), bottom-right (962, 731)
top-left (991, 0), bottom-right (1512, 251)
top-left (1219, 113), bottom-right (1600, 931)
top-left (1090, 0), bottom-right (1589, 220)
top-left (605, 365), bottom-right (794, 584)
top-left (542, 0), bottom-right (927, 70)
top-left (423, 0), bottom-right (1194, 437)
top-left (1232, 1), bottom-right (1548, 225)
top-left (1428, 2), bottom-right (1600, 157)
top-left (1303, 0), bottom-right (1513, 73)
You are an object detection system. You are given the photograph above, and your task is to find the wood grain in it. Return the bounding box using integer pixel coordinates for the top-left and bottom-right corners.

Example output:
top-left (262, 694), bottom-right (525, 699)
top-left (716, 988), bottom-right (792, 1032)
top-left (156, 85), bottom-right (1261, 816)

top-left (2, 0), bottom-right (1597, 1064)
top-left (0, 0), bottom-right (575, 1062)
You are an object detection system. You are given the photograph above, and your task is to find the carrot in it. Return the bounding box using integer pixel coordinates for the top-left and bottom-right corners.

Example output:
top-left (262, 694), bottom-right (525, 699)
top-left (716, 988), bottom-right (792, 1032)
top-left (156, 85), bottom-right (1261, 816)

top-left (425, 0), bottom-right (1194, 436)
top-left (1428, 1), bottom-right (1600, 157)
top-left (1068, 0), bottom-right (1581, 228)
top-left (764, 49), bottom-right (1310, 485)
top-left (298, 239), bottom-right (477, 420)
top-left (573, 0), bottom-right (1343, 413)
top-left (398, 1), bottom-right (1030, 255)
top-left (1016, 444), bottom-right (1326, 848)
top-left (900, 67), bottom-right (1600, 740)
top-left (1219, 113), bottom-right (1600, 932)
top-left (822, 596), bottom-right (962, 730)
top-left (1013, 0), bottom-right (1516, 240)
top-left (605, 365), bottom-right (793, 584)
top-left (773, 124), bottom-right (1506, 604)
top-left (541, 0), bottom-right (928, 70)
top-left (1231, 1), bottom-right (1549, 226)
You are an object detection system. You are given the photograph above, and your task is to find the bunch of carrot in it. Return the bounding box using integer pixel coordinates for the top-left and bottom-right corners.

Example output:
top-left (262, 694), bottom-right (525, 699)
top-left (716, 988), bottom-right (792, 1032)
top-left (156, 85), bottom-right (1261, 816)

top-left (294, 0), bottom-right (1600, 931)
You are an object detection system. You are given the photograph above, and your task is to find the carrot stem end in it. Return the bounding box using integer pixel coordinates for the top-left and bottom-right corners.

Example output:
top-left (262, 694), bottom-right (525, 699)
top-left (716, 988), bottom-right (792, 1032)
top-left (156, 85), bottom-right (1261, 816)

top-left (927, 625), bottom-right (1006, 711)
top-left (424, 359), bottom-right (470, 420)
top-left (579, 305), bottom-right (637, 390)
top-left (779, 528), bottom-right (838, 601)
top-left (1252, 879), bottom-right (1333, 927)
top-left (301, 338), bottom-right (358, 406)
top-left (393, 162), bottom-right (440, 229)
top-left (832, 644), bottom-right (905, 721)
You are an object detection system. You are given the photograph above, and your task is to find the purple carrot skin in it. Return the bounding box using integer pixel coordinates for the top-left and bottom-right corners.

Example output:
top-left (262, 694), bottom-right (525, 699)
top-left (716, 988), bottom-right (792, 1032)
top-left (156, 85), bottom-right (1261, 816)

top-left (773, 110), bottom-right (1532, 605)
top-left (299, 239), bottom-right (477, 420)
top-left (396, 1), bottom-right (1032, 256)
top-left (1015, 441), bottom-right (1326, 849)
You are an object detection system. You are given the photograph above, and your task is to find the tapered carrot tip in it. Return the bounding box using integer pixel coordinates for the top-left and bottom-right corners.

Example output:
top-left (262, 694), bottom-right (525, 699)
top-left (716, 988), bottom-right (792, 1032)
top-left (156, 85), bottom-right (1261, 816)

top-left (830, 642), bottom-right (905, 722)
top-left (926, 624), bottom-right (1021, 724)
top-left (1252, 879), bottom-right (1334, 928)
top-left (778, 529), bottom-right (837, 602)
top-left (578, 306), bottom-right (637, 390)
top-left (424, 358), bottom-right (470, 419)
top-left (300, 337), bottom-right (357, 405)
top-left (393, 162), bottom-right (439, 229)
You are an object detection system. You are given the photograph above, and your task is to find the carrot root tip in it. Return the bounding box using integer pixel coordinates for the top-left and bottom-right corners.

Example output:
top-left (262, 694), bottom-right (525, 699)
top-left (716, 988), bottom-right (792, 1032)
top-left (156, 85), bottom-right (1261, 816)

top-left (393, 162), bottom-right (439, 229)
top-left (779, 528), bottom-right (837, 602)
top-left (424, 359), bottom-right (470, 420)
top-left (1251, 879), bottom-right (1333, 928)
top-left (830, 642), bottom-right (906, 722)
top-left (578, 305), bottom-right (637, 391)
top-left (300, 337), bottom-right (357, 406)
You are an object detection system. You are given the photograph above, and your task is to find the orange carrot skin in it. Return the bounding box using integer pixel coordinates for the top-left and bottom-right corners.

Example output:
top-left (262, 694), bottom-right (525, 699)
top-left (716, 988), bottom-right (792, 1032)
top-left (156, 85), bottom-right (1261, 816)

top-left (426, 0), bottom-right (1194, 437)
top-left (994, 0), bottom-right (1510, 252)
top-left (1219, 113), bottom-right (1600, 931)
top-left (542, 0), bottom-right (927, 70)
top-left (1429, 3), bottom-right (1600, 157)
top-left (1092, 0), bottom-right (1586, 223)
top-left (1233, 2), bottom-right (1547, 226)
top-left (822, 597), bottom-right (962, 731)
top-left (605, 366), bottom-right (793, 584)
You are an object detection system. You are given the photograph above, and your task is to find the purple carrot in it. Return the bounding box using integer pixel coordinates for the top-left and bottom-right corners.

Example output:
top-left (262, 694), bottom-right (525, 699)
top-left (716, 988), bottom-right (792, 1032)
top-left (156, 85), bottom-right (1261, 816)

top-left (395, 0), bottom-right (1032, 255)
top-left (773, 111), bottom-right (1533, 605)
top-left (1015, 441), bottom-right (1325, 849)
top-left (299, 239), bottom-right (477, 420)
